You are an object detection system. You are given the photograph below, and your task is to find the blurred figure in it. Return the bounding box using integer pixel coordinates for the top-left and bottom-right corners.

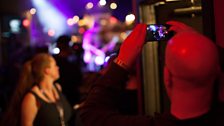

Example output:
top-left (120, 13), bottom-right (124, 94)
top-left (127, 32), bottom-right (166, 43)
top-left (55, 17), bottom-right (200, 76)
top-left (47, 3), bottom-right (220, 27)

top-left (80, 21), bottom-right (220, 126)
top-left (82, 21), bottom-right (119, 72)
top-left (54, 35), bottom-right (83, 106)
top-left (1, 53), bottom-right (73, 126)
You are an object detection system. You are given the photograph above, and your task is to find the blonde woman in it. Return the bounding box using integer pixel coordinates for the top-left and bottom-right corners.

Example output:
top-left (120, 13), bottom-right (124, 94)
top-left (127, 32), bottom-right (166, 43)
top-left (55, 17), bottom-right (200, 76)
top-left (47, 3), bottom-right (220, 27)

top-left (2, 53), bottom-right (73, 126)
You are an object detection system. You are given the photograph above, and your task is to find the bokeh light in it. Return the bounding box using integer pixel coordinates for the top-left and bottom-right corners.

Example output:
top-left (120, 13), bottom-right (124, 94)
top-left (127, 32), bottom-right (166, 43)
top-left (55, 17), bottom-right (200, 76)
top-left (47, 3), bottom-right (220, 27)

top-left (73, 15), bottom-right (80, 24)
top-left (52, 47), bottom-right (60, 54)
top-left (110, 2), bottom-right (117, 10)
top-left (99, 0), bottom-right (107, 6)
top-left (125, 14), bottom-right (135, 25)
top-left (86, 2), bottom-right (94, 9)
top-left (67, 18), bottom-right (74, 26)
top-left (22, 19), bottom-right (30, 27)
top-left (48, 29), bottom-right (55, 37)
top-left (30, 8), bottom-right (37, 15)
top-left (95, 56), bottom-right (105, 65)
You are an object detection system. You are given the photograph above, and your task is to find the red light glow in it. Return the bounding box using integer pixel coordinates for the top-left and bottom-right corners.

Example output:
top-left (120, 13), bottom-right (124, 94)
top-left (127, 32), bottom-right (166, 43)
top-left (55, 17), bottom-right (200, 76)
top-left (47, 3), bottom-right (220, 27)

top-left (22, 19), bottom-right (30, 27)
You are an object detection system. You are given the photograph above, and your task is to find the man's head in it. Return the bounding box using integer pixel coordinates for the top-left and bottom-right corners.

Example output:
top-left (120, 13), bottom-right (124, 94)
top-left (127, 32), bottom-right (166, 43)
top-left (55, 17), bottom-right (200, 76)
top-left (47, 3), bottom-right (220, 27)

top-left (164, 31), bottom-right (219, 86)
top-left (164, 31), bottom-right (220, 118)
top-left (56, 35), bottom-right (71, 51)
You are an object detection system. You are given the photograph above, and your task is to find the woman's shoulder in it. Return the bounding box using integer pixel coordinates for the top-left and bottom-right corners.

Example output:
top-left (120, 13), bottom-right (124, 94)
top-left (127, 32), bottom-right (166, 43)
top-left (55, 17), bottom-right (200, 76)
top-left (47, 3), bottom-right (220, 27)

top-left (21, 89), bottom-right (38, 109)
top-left (22, 86), bottom-right (39, 106)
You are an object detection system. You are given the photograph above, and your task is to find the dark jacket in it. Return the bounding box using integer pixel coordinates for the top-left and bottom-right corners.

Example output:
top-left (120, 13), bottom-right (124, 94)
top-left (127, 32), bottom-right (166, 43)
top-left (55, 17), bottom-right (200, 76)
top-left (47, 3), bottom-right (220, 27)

top-left (80, 63), bottom-right (211, 126)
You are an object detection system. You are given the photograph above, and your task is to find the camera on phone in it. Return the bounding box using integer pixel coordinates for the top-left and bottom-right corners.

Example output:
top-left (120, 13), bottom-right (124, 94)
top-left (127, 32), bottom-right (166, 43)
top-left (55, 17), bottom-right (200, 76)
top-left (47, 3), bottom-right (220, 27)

top-left (145, 24), bottom-right (174, 42)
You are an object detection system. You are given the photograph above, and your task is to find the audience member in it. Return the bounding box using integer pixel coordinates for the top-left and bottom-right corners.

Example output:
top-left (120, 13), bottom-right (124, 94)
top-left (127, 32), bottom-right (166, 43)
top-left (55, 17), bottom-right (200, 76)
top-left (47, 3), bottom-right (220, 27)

top-left (1, 53), bottom-right (74, 126)
top-left (54, 35), bottom-right (83, 106)
top-left (79, 21), bottom-right (220, 126)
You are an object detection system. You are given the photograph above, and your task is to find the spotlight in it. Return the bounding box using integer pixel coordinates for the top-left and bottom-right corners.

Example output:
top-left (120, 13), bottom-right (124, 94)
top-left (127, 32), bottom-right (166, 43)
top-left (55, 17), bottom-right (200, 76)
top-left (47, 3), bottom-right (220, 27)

top-left (30, 8), bottom-right (37, 15)
top-left (48, 29), bottom-right (55, 37)
top-left (10, 19), bottom-right (21, 33)
top-left (86, 2), bottom-right (94, 9)
top-left (67, 18), bottom-right (74, 26)
top-left (73, 16), bottom-right (79, 24)
top-left (110, 2), bottom-right (117, 10)
top-left (99, 0), bottom-right (107, 6)
top-left (95, 56), bottom-right (105, 66)
top-left (52, 47), bottom-right (60, 54)
top-left (22, 19), bottom-right (30, 28)
top-left (125, 14), bottom-right (135, 25)
top-left (31, 0), bottom-right (67, 38)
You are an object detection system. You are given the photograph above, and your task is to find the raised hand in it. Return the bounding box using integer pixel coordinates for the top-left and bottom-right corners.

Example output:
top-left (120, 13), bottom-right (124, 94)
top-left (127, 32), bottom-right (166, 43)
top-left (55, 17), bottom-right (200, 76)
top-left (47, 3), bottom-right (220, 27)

top-left (116, 24), bottom-right (147, 70)
top-left (166, 21), bottom-right (195, 33)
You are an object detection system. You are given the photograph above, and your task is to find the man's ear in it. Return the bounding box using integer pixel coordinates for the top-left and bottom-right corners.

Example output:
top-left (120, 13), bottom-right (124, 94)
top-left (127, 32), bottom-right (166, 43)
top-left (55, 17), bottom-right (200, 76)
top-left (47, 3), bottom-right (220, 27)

top-left (164, 66), bottom-right (172, 98)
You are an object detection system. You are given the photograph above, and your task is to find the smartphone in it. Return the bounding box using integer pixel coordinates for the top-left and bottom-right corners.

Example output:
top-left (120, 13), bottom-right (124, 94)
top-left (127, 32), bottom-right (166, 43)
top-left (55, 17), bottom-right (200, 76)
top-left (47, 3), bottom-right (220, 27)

top-left (145, 24), bottom-right (174, 41)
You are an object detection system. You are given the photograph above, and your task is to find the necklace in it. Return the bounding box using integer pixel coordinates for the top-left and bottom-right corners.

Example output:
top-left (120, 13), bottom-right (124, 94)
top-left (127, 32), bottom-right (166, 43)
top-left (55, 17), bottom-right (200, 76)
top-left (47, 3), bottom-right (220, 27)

top-left (38, 85), bottom-right (66, 126)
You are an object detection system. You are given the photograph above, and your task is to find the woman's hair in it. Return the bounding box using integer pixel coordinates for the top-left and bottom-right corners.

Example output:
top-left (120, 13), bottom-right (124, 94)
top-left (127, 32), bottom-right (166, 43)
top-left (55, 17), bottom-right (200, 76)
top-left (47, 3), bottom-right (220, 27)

top-left (1, 53), bottom-right (52, 126)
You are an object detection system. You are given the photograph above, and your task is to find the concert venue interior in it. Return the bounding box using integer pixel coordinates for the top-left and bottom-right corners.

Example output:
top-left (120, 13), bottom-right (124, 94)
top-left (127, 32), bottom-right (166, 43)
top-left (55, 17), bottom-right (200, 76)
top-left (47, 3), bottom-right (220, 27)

top-left (0, 0), bottom-right (223, 123)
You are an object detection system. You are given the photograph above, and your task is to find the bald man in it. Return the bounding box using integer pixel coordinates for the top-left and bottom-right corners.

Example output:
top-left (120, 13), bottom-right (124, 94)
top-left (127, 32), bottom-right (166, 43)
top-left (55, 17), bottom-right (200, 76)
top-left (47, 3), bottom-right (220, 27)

top-left (80, 21), bottom-right (220, 126)
top-left (164, 30), bottom-right (220, 119)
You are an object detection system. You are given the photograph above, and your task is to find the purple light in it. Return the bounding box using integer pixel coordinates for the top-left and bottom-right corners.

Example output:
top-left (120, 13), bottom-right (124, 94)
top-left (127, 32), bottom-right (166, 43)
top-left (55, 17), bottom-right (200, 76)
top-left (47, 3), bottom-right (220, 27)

top-left (84, 51), bottom-right (91, 63)
top-left (31, 0), bottom-right (67, 38)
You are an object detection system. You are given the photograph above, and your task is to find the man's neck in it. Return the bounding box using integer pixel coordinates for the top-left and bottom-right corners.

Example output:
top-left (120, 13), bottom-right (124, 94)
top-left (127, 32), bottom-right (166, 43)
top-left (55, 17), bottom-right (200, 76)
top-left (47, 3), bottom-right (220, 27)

top-left (170, 82), bottom-right (212, 119)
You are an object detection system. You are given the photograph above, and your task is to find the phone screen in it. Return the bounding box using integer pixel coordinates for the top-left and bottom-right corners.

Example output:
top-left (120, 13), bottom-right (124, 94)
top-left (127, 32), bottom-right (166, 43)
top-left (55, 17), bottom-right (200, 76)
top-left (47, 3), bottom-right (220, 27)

top-left (145, 24), bottom-right (174, 42)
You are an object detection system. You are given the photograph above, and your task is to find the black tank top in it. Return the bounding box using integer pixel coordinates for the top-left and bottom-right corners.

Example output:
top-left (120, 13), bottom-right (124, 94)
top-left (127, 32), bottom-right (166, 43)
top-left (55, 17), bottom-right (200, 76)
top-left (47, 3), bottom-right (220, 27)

top-left (29, 85), bottom-right (73, 126)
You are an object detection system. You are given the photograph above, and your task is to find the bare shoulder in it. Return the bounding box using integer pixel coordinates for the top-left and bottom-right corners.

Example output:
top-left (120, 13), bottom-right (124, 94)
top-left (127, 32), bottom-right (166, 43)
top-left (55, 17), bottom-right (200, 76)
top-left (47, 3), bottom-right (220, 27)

top-left (21, 88), bottom-right (39, 125)
top-left (21, 91), bottom-right (36, 108)
top-left (21, 86), bottom-right (39, 108)
top-left (55, 83), bottom-right (62, 92)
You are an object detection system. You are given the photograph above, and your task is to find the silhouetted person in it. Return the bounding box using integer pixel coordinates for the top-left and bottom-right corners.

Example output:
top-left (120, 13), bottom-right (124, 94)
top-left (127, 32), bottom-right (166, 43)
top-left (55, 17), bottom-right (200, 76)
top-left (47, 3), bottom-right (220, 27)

top-left (54, 35), bottom-right (83, 106)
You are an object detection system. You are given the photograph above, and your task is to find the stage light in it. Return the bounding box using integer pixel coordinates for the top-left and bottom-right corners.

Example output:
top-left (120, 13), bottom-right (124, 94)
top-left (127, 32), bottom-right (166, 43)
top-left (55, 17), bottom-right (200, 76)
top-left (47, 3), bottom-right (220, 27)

top-left (22, 19), bottom-right (30, 27)
top-left (52, 47), bottom-right (60, 54)
top-left (99, 0), bottom-right (107, 6)
top-left (67, 18), bottom-right (74, 26)
top-left (105, 56), bottom-right (110, 63)
top-left (48, 29), bottom-right (55, 37)
top-left (95, 56), bottom-right (105, 65)
top-left (125, 14), bottom-right (135, 25)
top-left (31, 0), bottom-right (67, 38)
top-left (86, 2), bottom-right (93, 10)
top-left (73, 15), bottom-right (79, 24)
top-left (30, 8), bottom-right (37, 15)
top-left (84, 51), bottom-right (91, 63)
top-left (110, 2), bottom-right (117, 10)
top-left (10, 19), bottom-right (21, 33)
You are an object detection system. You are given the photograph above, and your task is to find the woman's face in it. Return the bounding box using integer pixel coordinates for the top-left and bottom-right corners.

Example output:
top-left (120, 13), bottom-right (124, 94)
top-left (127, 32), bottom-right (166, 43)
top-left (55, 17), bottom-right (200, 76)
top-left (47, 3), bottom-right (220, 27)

top-left (48, 57), bottom-right (60, 81)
